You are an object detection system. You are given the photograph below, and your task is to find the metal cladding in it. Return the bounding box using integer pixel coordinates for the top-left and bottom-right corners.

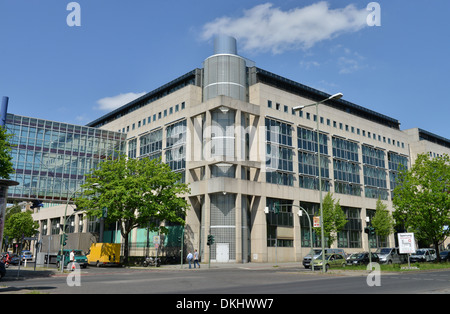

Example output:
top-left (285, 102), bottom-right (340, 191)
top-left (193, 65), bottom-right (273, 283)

top-left (203, 36), bottom-right (247, 102)
top-left (214, 35), bottom-right (238, 55)
top-left (1, 97), bottom-right (9, 127)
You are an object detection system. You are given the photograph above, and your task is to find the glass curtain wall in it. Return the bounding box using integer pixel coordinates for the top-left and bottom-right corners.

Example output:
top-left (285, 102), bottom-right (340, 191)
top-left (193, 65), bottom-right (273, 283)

top-left (5, 114), bottom-right (126, 202)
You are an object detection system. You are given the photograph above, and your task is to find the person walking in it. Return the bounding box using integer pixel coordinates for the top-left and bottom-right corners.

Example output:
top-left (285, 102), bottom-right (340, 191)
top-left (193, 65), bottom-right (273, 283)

top-left (186, 251), bottom-right (193, 269)
top-left (193, 249), bottom-right (200, 269)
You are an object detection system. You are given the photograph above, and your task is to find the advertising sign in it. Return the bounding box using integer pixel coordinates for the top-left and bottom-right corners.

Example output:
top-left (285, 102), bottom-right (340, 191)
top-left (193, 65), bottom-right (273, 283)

top-left (313, 216), bottom-right (321, 228)
top-left (398, 233), bottom-right (416, 254)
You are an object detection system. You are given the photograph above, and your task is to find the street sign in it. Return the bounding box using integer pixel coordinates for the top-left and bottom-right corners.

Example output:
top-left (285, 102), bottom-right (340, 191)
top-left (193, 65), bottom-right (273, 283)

top-left (398, 233), bottom-right (416, 254)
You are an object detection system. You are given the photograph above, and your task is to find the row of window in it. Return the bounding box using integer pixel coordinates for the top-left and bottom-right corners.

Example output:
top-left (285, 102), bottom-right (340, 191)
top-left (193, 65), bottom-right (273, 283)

top-left (127, 120), bottom-right (187, 179)
top-left (118, 102), bottom-right (186, 133)
top-left (265, 118), bottom-right (408, 200)
top-left (266, 199), bottom-right (388, 249)
top-left (267, 99), bottom-right (406, 149)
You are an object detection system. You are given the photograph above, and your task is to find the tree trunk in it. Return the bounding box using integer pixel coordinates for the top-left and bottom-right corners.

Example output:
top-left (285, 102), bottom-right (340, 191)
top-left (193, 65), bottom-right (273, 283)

top-left (123, 231), bottom-right (129, 265)
top-left (434, 241), bottom-right (441, 262)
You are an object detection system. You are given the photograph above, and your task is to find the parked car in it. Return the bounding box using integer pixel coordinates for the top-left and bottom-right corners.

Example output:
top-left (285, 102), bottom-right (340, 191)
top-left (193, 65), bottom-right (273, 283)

top-left (6, 253), bottom-right (21, 266)
top-left (20, 250), bottom-right (33, 262)
top-left (410, 248), bottom-right (437, 263)
top-left (312, 253), bottom-right (346, 271)
top-left (375, 247), bottom-right (407, 264)
top-left (346, 252), bottom-right (379, 266)
top-left (302, 249), bottom-right (322, 269)
top-left (0, 261), bottom-right (6, 279)
top-left (439, 251), bottom-right (450, 262)
top-left (302, 249), bottom-right (345, 269)
top-left (56, 249), bottom-right (88, 269)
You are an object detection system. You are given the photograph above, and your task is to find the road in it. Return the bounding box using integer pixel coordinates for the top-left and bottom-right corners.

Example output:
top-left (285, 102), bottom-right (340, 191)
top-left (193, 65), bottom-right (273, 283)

top-left (1, 264), bottom-right (450, 296)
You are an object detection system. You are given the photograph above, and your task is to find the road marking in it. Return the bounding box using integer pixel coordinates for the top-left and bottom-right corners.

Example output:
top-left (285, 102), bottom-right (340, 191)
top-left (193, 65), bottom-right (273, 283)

top-left (102, 275), bottom-right (203, 285)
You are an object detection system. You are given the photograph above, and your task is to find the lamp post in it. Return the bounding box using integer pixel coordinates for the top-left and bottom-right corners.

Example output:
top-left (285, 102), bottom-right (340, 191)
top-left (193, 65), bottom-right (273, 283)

top-left (297, 205), bottom-right (314, 272)
top-left (293, 93), bottom-right (343, 273)
top-left (365, 216), bottom-right (372, 266)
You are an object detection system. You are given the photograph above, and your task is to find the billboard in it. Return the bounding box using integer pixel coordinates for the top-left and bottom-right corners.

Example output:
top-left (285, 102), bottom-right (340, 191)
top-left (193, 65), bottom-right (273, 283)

top-left (398, 233), bottom-right (416, 254)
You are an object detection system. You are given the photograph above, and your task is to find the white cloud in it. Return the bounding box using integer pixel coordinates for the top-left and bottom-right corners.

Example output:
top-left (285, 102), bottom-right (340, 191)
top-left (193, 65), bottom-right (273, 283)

top-left (333, 46), bottom-right (367, 74)
top-left (96, 92), bottom-right (146, 111)
top-left (201, 2), bottom-right (368, 54)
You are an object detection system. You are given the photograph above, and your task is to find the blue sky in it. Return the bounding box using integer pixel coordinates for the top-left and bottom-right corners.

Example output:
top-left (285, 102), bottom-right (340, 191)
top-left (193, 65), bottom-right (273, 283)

top-left (0, 0), bottom-right (449, 139)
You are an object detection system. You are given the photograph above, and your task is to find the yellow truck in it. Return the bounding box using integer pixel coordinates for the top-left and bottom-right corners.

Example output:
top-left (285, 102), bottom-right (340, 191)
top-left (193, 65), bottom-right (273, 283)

top-left (86, 243), bottom-right (121, 267)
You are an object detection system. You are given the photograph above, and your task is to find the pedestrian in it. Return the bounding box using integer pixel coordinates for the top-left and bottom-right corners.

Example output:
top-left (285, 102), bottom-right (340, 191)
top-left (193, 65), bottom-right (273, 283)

top-left (186, 251), bottom-right (193, 269)
top-left (193, 249), bottom-right (200, 269)
top-left (69, 250), bottom-right (76, 271)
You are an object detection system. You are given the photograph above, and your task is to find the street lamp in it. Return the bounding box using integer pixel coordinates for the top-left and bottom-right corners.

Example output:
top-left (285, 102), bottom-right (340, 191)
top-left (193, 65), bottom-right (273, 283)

top-left (297, 205), bottom-right (314, 272)
top-left (294, 92), bottom-right (343, 273)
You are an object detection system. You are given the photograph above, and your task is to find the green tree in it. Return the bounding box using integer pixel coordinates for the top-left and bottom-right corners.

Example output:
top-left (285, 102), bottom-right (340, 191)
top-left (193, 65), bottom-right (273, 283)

top-left (314, 192), bottom-right (347, 247)
top-left (4, 211), bottom-right (39, 249)
top-left (0, 126), bottom-right (14, 179)
top-left (393, 153), bottom-right (450, 261)
top-left (75, 155), bottom-right (190, 264)
top-left (371, 199), bottom-right (395, 239)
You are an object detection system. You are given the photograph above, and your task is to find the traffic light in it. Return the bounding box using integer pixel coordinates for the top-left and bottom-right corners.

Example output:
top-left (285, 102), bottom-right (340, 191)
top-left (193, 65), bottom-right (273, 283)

top-left (207, 235), bottom-right (215, 246)
top-left (364, 227), bottom-right (376, 236)
top-left (61, 233), bottom-right (68, 246)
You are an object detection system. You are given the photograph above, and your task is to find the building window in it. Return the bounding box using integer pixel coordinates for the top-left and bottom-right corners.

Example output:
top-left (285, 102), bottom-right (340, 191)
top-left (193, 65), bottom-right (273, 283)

top-left (297, 127), bottom-right (328, 155)
top-left (265, 118), bottom-right (294, 186)
top-left (139, 128), bottom-right (162, 160)
top-left (388, 152), bottom-right (408, 197)
top-left (165, 119), bottom-right (187, 173)
top-left (128, 138), bottom-right (137, 159)
top-left (266, 198), bottom-right (294, 247)
top-left (332, 137), bottom-right (359, 162)
top-left (338, 207), bottom-right (362, 248)
top-left (211, 108), bottom-right (235, 158)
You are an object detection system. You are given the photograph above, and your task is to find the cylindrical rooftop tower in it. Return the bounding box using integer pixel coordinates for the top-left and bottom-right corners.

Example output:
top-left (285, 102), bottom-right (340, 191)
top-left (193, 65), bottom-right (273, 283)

top-left (214, 35), bottom-right (237, 55)
top-left (203, 35), bottom-right (247, 102)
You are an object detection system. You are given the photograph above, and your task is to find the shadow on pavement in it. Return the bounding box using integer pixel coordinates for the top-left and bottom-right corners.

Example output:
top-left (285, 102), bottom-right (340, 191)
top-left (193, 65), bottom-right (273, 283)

top-left (1, 268), bottom-right (56, 282)
top-left (0, 285), bottom-right (57, 293)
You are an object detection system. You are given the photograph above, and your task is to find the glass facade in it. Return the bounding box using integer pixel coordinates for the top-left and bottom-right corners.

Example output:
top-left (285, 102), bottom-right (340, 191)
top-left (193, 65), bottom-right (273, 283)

top-left (265, 118), bottom-right (294, 186)
top-left (5, 114), bottom-right (126, 202)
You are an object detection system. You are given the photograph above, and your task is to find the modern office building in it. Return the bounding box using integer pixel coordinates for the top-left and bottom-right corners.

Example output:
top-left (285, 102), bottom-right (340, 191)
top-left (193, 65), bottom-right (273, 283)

top-left (5, 36), bottom-right (450, 262)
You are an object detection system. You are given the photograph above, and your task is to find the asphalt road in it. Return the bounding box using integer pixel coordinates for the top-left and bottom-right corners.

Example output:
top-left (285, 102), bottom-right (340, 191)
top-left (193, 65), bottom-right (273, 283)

top-left (1, 264), bottom-right (450, 296)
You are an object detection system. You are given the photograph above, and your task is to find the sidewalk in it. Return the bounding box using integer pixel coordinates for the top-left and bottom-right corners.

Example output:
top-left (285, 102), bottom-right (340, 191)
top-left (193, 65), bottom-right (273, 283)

top-left (159, 261), bottom-right (305, 271)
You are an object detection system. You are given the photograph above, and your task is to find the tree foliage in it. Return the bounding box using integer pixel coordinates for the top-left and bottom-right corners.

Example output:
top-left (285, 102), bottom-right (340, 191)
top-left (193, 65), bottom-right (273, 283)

top-left (75, 155), bottom-right (190, 264)
top-left (314, 192), bottom-right (347, 247)
top-left (4, 210), bottom-right (39, 248)
top-left (392, 153), bottom-right (450, 260)
top-left (371, 199), bottom-right (395, 238)
top-left (0, 126), bottom-right (14, 179)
